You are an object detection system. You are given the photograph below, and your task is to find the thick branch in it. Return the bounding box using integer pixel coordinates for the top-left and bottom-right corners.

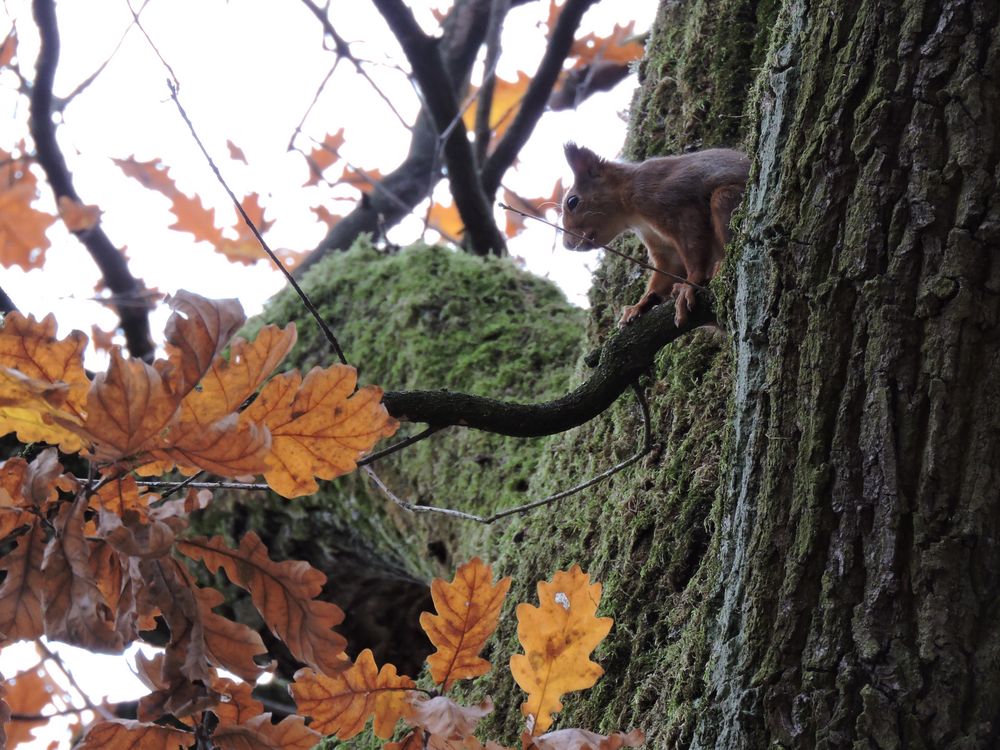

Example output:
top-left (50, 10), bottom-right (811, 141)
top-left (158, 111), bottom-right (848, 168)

top-left (295, 0), bottom-right (495, 277)
top-left (383, 292), bottom-right (716, 436)
top-left (30, 0), bottom-right (154, 360)
top-left (480, 0), bottom-right (599, 196)
top-left (371, 0), bottom-right (506, 256)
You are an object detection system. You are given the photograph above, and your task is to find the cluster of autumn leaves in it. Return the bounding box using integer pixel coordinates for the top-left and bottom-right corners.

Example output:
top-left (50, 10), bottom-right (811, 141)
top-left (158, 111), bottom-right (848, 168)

top-left (0, 294), bottom-right (644, 748)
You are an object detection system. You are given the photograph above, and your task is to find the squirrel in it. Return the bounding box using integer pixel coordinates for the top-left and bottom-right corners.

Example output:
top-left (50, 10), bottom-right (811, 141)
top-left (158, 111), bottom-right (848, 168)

top-left (561, 143), bottom-right (749, 327)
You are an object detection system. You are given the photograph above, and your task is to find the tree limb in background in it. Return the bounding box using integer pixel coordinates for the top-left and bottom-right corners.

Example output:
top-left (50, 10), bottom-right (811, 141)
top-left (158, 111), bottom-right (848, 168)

top-left (371, 0), bottom-right (506, 257)
top-left (29, 0), bottom-right (154, 360)
top-left (383, 292), bottom-right (716, 436)
top-left (481, 0), bottom-right (600, 196)
top-left (473, 0), bottom-right (512, 164)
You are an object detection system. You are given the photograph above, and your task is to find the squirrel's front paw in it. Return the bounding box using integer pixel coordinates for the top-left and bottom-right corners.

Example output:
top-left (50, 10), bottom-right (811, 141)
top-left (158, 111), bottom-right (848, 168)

top-left (618, 303), bottom-right (644, 327)
top-left (671, 283), bottom-right (696, 327)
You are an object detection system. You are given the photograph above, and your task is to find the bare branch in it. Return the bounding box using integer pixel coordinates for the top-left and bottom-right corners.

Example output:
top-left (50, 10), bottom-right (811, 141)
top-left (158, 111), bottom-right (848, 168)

top-left (167, 82), bottom-right (349, 366)
top-left (473, 0), bottom-right (511, 164)
top-left (363, 381), bottom-right (654, 524)
top-left (371, 0), bottom-right (506, 256)
top-left (29, 0), bottom-right (154, 360)
top-left (481, 0), bottom-right (600, 196)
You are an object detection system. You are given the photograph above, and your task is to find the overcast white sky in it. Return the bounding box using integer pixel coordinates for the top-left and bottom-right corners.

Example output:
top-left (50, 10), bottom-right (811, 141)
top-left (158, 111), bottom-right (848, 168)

top-left (0, 0), bottom-right (655, 746)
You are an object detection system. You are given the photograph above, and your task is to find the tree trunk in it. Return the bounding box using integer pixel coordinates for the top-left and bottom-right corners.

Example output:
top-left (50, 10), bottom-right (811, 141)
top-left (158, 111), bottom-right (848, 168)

top-left (697, 0), bottom-right (1000, 746)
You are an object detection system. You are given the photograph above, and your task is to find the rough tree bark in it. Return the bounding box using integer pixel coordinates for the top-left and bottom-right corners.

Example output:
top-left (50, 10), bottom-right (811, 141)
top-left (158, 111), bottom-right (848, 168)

top-left (697, 0), bottom-right (1000, 746)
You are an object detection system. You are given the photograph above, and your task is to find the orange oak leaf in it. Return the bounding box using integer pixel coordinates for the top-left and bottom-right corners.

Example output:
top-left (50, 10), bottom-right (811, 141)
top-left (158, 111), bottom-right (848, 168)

top-left (420, 557), bottom-right (511, 690)
top-left (183, 324), bottom-right (296, 424)
top-left (408, 695), bottom-right (493, 740)
top-left (0, 519), bottom-right (47, 644)
top-left (0, 310), bottom-right (90, 449)
top-left (113, 155), bottom-right (180, 195)
top-left (1, 449), bottom-right (74, 539)
top-left (569, 22), bottom-right (643, 68)
top-left (77, 719), bottom-right (195, 749)
top-left (509, 565), bottom-right (613, 734)
top-left (0, 153), bottom-right (55, 270)
top-left (523, 728), bottom-right (645, 750)
top-left (57, 195), bottom-right (101, 232)
top-left (177, 532), bottom-right (349, 675)
top-left (246, 364), bottom-right (398, 498)
top-left (291, 648), bottom-right (415, 740)
top-left (462, 72), bottom-right (530, 141)
top-left (339, 165), bottom-right (386, 194)
top-left (3, 666), bottom-right (68, 747)
top-left (311, 204), bottom-right (343, 230)
top-left (304, 129), bottom-right (346, 186)
top-left (169, 191), bottom-right (227, 246)
top-left (501, 181), bottom-right (563, 239)
top-left (90, 324), bottom-right (116, 353)
top-left (428, 201), bottom-right (464, 241)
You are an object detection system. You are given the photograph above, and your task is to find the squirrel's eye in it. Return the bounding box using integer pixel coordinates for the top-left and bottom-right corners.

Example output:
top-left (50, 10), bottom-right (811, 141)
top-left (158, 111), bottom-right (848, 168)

top-left (566, 194), bottom-right (580, 211)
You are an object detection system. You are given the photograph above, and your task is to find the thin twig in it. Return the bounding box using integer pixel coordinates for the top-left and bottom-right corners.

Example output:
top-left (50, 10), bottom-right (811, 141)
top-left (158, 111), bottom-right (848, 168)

top-left (167, 81), bottom-right (349, 365)
top-left (357, 425), bottom-right (445, 466)
top-left (125, 0), bottom-right (180, 86)
top-left (113, 479), bottom-right (271, 491)
top-left (35, 640), bottom-right (115, 720)
top-left (287, 58), bottom-right (341, 151)
top-left (498, 202), bottom-right (703, 289)
top-left (363, 382), bottom-right (653, 524)
top-left (158, 470), bottom-right (205, 499)
top-left (298, 0), bottom-right (411, 130)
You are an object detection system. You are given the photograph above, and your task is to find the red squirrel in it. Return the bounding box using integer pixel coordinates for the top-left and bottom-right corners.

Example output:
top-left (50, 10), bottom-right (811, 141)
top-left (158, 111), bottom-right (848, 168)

top-left (561, 143), bottom-right (749, 327)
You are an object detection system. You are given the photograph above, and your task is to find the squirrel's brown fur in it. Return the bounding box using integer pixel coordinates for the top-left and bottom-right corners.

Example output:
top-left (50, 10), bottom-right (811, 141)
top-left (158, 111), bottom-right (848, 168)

top-left (561, 144), bottom-right (749, 326)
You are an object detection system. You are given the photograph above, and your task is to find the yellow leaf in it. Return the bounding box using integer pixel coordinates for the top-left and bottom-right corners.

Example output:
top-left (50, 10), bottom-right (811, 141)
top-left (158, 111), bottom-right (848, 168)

top-left (419, 557), bottom-right (511, 689)
top-left (246, 365), bottom-right (398, 498)
top-left (509, 565), bottom-right (613, 734)
top-left (428, 201), bottom-right (465, 240)
top-left (291, 648), bottom-right (415, 739)
top-left (0, 367), bottom-right (84, 451)
top-left (462, 72), bottom-right (531, 141)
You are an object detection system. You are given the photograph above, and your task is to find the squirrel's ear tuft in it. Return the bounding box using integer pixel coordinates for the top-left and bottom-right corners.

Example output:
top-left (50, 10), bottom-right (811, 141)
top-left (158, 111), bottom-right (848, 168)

top-left (564, 142), bottom-right (603, 179)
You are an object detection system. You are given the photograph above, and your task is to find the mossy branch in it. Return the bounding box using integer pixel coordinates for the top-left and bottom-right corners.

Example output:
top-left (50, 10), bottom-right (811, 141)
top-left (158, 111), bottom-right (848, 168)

top-left (382, 291), bottom-right (716, 436)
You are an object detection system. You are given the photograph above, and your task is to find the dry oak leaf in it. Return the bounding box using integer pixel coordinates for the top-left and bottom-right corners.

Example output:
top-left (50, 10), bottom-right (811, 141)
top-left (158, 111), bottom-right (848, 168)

top-left (0, 154), bottom-right (55, 271)
top-left (113, 155), bottom-right (180, 196)
top-left (0, 520), bottom-right (47, 645)
top-left (161, 290), bottom-right (246, 398)
top-left (246, 364), bottom-right (398, 498)
top-left (41, 495), bottom-right (124, 652)
top-left (509, 565), bottom-right (613, 734)
top-left (0, 28), bottom-right (16, 67)
top-left (311, 204), bottom-right (343, 231)
top-left (338, 165), bottom-right (386, 194)
top-left (192, 584), bottom-right (271, 682)
top-left (77, 719), bottom-right (195, 749)
top-left (212, 714), bottom-right (322, 750)
top-left (57, 195), bottom-right (101, 232)
top-left (169, 191), bottom-right (227, 247)
top-left (420, 557), bottom-right (511, 690)
top-left (569, 22), bottom-right (643, 67)
top-left (408, 694), bottom-right (493, 740)
top-left (291, 648), bottom-right (415, 740)
top-left (177, 531), bottom-right (349, 676)
top-left (2, 667), bottom-right (67, 747)
top-left (228, 139), bottom-right (249, 164)
top-left (501, 181), bottom-right (562, 239)
top-left (523, 728), bottom-right (644, 750)
top-left (211, 678), bottom-right (265, 726)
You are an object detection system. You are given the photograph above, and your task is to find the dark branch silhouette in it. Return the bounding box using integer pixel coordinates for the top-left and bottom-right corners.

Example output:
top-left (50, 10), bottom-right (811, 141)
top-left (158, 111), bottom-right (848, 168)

top-left (29, 0), bottom-right (154, 360)
top-left (383, 292), bottom-right (716, 436)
